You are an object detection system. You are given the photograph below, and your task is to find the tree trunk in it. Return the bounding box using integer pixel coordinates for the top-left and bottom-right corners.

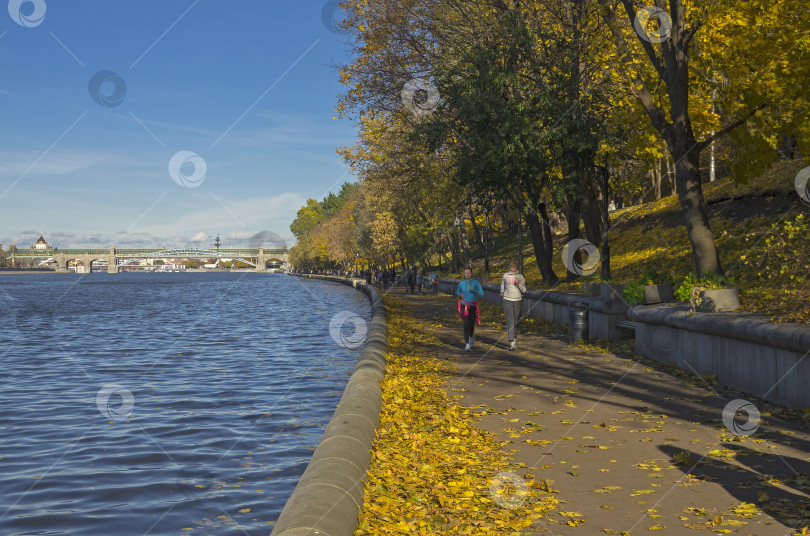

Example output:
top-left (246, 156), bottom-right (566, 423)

top-left (447, 232), bottom-right (459, 273)
top-left (600, 0), bottom-right (723, 277)
top-left (438, 248), bottom-right (449, 272)
top-left (672, 146), bottom-right (723, 275)
top-left (665, 156), bottom-right (674, 197)
top-left (458, 217), bottom-right (470, 267)
top-left (468, 206), bottom-right (482, 251)
top-left (780, 133), bottom-right (798, 160)
top-left (539, 202), bottom-right (557, 277)
top-left (581, 184), bottom-right (602, 247)
top-left (564, 201), bottom-right (582, 281)
top-left (526, 203), bottom-right (559, 285)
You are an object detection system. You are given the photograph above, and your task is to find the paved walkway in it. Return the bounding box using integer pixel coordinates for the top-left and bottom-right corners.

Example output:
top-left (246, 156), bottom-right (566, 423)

top-left (383, 283), bottom-right (810, 535)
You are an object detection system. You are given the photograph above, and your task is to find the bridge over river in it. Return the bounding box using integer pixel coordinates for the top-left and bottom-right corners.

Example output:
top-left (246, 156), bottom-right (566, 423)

top-left (8, 247), bottom-right (289, 273)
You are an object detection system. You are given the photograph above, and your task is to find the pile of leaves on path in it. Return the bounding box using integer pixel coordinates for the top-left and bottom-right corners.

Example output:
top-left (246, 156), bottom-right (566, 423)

top-left (354, 295), bottom-right (558, 535)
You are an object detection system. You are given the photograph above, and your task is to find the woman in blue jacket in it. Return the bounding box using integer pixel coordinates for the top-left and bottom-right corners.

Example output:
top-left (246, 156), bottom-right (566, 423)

top-left (456, 267), bottom-right (484, 351)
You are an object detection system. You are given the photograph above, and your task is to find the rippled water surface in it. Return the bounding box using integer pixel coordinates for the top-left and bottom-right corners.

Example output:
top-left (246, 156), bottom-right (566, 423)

top-left (0, 273), bottom-right (369, 536)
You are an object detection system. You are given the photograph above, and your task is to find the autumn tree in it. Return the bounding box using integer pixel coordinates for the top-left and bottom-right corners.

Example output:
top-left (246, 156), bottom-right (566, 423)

top-left (330, 0), bottom-right (809, 281)
top-left (595, 0), bottom-right (810, 275)
top-left (289, 183), bottom-right (360, 269)
top-left (339, 109), bottom-right (465, 269)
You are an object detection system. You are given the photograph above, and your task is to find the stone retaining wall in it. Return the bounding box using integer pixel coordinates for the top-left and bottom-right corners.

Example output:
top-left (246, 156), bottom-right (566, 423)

top-left (629, 304), bottom-right (810, 409)
top-left (271, 275), bottom-right (387, 536)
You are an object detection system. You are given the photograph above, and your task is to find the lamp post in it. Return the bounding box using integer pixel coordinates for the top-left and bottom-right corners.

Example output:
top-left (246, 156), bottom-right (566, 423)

top-left (601, 160), bottom-right (611, 281)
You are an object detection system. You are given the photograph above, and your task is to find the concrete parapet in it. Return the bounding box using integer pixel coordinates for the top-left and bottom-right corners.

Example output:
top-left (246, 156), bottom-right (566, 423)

top-left (629, 304), bottom-right (810, 409)
top-left (272, 274), bottom-right (387, 536)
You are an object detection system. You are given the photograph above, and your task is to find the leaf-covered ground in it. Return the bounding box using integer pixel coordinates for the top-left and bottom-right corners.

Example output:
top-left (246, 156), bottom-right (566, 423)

top-left (354, 294), bottom-right (559, 535)
top-left (356, 287), bottom-right (810, 535)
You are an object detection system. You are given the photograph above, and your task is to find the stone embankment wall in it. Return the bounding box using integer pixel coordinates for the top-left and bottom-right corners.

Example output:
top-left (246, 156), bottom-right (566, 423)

top-left (271, 275), bottom-right (387, 536)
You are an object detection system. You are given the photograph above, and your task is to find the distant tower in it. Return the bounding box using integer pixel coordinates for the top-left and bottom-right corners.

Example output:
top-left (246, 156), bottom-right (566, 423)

top-left (34, 233), bottom-right (48, 250)
top-left (214, 234), bottom-right (221, 250)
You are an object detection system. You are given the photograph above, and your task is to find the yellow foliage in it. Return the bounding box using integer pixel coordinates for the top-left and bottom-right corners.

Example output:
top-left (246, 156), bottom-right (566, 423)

top-left (354, 295), bottom-right (558, 535)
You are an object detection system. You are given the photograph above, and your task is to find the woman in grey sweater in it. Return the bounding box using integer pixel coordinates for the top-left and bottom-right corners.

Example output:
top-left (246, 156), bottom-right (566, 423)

top-left (500, 261), bottom-right (527, 350)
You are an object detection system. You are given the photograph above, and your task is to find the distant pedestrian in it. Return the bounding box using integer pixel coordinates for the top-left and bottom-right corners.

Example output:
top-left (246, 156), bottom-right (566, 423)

top-left (429, 270), bottom-right (439, 295)
top-left (416, 269), bottom-right (424, 295)
top-left (500, 261), bottom-right (527, 350)
top-left (407, 268), bottom-right (416, 294)
top-left (456, 267), bottom-right (484, 351)
top-left (382, 268), bottom-right (390, 290)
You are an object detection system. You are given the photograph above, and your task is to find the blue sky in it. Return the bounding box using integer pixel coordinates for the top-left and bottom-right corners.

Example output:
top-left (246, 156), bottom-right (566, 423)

top-left (0, 0), bottom-right (356, 250)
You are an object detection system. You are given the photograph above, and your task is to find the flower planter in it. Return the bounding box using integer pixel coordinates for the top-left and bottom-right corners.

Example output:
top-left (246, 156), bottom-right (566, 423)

top-left (696, 287), bottom-right (741, 312)
top-left (643, 283), bottom-right (674, 304)
top-left (600, 284), bottom-right (627, 301)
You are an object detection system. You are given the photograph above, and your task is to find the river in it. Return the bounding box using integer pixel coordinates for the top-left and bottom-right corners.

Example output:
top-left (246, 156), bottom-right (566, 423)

top-left (0, 272), bottom-right (370, 536)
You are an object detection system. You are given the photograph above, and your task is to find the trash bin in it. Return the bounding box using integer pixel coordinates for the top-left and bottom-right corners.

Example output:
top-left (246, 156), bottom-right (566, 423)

top-left (568, 301), bottom-right (589, 344)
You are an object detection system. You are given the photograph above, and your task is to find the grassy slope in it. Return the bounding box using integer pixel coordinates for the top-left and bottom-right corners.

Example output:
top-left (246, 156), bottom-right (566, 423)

top-left (446, 159), bottom-right (809, 323)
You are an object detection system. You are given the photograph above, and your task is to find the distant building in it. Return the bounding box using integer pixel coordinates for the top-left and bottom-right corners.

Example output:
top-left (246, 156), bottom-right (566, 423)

top-left (34, 234), bottom-right (49, 250)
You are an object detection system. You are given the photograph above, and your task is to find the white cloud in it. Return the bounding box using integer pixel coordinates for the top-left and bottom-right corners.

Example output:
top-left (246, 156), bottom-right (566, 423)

top-left (0, 150), bottom-right (111, 179)
top-left (0, 191), bottom-right (304, 249)
top-left (227, 230), bottom-right (257, 240)
top-left (189, 232), bottom-right (209, 243)
top-left (82, 234), bottom-right (106, 245)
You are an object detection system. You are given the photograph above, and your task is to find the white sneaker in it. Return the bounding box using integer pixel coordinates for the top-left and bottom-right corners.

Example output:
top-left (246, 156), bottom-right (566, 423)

top-left (510, 340), bottom-right (517, 350)
top-left (464, 343), bottom-right (471, 351)
top-left (468, 336), bottom-right (474, 348)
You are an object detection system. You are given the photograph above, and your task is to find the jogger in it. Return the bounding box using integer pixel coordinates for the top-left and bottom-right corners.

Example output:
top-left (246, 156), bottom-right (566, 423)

top-left (503, 300), bottom-right (521, 340)
top-left (456, 267), bottom-right (484, 351)
top-left (500, 261), bottom-right (526, 350)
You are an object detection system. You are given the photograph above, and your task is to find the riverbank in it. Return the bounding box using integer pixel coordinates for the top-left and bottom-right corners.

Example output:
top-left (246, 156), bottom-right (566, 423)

top-left (357, 285), bottom-right (810, 535)
top-left (0, 268), bottom-right (55, 274)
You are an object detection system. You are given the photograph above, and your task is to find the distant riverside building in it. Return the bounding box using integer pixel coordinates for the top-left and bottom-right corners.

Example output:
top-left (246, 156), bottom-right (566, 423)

top-left (34, 234), bottom-right (49, 250)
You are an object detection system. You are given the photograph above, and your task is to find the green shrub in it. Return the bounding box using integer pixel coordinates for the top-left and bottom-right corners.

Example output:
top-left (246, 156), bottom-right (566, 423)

top-left (675, 271), bottom-right (738, 310)
top-left (621, 271), bottom-right (675, 305)
top-left (675, 273), bottom-right (701, 302)
top-left (640, 270), bottom-right (676, 285)
top-left (622, 280), bottom-right (646, 305)
top-left (741, 213), bottom-right (808, 322)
